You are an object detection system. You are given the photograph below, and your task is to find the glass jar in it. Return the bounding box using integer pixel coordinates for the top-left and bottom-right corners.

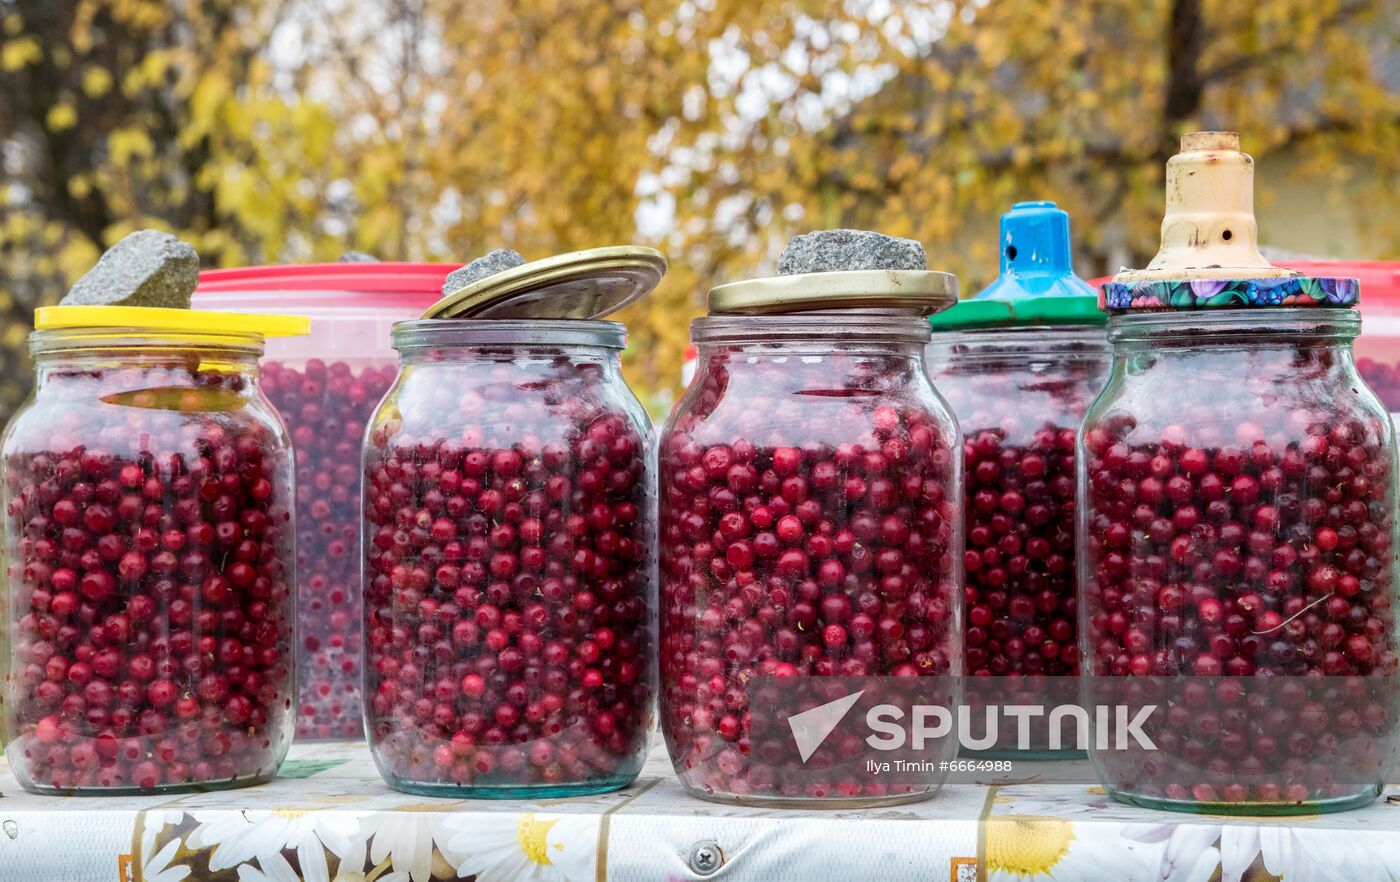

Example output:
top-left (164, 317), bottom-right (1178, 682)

top-left (1079, 308), bottom-right (1399, 812)
top-left (196, 264), bottom-right (448, 740)
top-left (659, 314), bottom-right (962, 806)
top-left (362, 319), bottom-right (655, 798)
top-left (2, 313), bottom-right (300, 794)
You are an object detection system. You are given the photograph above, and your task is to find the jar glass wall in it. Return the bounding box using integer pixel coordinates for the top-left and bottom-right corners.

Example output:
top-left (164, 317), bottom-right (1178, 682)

top-left (2, 329), bottom-right (296, 794)
top-left (1078, 309), bottom-right (1399, 813)
top-left (927, 327), bottom-right (1108, 677)
top-left (927, 326), bottom-right (1108, 758)
top-left (659, 315), bottom-right (962, 806)
top-left (362, 319), bottom-right (655, 798)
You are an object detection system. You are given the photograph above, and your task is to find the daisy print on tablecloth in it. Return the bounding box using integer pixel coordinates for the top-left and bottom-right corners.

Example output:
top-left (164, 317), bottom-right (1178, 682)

top-left (141, 837), bottom-right (192, 882)
top-left (138, 809), bottom-right (186, 866)
top-left (1125, 822), bottom-right (1400, 882)
top-left (985, 796), bottom-right (1164, 882)
top-left (234, 832), bottom-right (410, 882)
top-left (1122, 824), bottom-right (1219, 882)
top-left (442, 811), bottom-right (601, 882)
top-left (356, 812), bottom-right (467, 882)
top-left (185, 809), bottom-right (367, 882)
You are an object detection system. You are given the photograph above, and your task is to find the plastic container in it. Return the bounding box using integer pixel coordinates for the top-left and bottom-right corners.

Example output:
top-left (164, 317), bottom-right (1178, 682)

top-left (195, 264), bottom-right (448, 740)
top-left (1080, 133), bottom-right (1399, 814)
top-left (1276, 262), bottom-right (1400, 414)
top-left (361, 249), bottom-right (662, 798)
top-left (658, 259), bottom-right (964, 806)
top-left (1, 305), bottom-right (307, 794)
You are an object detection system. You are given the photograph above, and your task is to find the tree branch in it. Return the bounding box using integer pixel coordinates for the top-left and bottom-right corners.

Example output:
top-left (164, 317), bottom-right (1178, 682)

top-left (1198, 0), bottom-right (1374, 85)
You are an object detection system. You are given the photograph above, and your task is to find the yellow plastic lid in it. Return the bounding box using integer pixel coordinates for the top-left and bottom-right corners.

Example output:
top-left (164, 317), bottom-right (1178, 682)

top-left (35, 305), bottom-right (310, 337)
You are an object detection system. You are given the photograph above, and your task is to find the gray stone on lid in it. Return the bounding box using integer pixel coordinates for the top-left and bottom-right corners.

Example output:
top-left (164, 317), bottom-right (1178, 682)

top-left (777, 229), bottom-right (927, 275)
top-left (337, 251), bottom-right (380, 263)
top-left (61, 229), bottom-right (200, 308)
top-left (443, 248), bottom-right (527, 295)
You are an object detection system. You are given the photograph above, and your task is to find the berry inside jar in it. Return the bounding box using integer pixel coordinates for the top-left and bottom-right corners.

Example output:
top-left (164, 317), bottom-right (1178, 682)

top-left (3, 339), bottom-right (296, 794)
top-left (194, 267), bottom-right (450, 741)
top-left (927, 331), bottom-right (1107, 757)
top-left (363, 323), bottom-right (655, 798)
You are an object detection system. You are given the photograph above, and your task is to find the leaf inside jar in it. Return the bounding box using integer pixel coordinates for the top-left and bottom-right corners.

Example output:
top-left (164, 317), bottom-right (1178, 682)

top-left (100, 386), bottom-right (245, 412)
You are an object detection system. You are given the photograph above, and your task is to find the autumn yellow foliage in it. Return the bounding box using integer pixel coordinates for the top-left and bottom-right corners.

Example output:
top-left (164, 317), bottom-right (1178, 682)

top-left (2, 0), bottom-right (1398, 418)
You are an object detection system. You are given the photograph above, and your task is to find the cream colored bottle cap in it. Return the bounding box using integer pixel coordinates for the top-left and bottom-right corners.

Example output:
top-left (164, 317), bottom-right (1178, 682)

top-left (1102, 131), bottom-right (1359, 311)
top-left (1116, 132), bottom-right (1295, 283)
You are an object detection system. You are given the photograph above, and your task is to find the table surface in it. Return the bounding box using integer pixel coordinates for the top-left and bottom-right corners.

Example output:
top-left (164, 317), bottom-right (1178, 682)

top-left (1, 740), bottom-right (1398, 882)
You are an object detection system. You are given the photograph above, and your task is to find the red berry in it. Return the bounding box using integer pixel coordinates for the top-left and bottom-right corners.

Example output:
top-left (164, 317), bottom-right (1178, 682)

top-left (1082, 384), bottom-right (1397, 806)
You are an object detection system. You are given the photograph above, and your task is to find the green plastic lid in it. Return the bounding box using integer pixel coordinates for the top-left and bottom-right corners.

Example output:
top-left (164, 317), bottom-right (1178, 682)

top-left (927, 295), bottom-right (1106, 329)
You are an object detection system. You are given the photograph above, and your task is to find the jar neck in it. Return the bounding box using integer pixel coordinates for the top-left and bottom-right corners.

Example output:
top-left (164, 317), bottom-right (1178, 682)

top-left (29, 330), bottom-right (264, 386)
top-left (1107, 308), bottom-right (1360, 350)
top-left (392, 319), bottom-right (626, 362)
top-left (691, 314), bottom-right (931, 354)
top-left (925, 324), bottom-right (1109, 369)
top-left (689, 317), bottom-right (931, 402)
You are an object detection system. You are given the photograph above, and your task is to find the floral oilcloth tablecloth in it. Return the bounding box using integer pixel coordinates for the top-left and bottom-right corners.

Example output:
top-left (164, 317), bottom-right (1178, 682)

top-left (1, 741), bottom-right (1398, 882)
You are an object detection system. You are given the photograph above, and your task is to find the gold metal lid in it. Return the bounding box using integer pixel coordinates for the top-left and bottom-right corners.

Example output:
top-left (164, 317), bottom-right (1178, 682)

top-left (422, 246), bottom-right (667, 320)
top-left (707, 270), bottom-right (958, 316)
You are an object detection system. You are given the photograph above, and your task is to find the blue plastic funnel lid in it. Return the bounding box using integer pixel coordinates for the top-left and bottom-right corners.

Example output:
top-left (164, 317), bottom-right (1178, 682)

top-left (978, 201), bottom-right (1096, 299)
top-left (930, 201), bottom-right (1104, 328)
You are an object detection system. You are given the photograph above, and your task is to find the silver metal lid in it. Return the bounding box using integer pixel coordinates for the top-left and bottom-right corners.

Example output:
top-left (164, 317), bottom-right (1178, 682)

top-left (422, 246), bottom-right (667, 320)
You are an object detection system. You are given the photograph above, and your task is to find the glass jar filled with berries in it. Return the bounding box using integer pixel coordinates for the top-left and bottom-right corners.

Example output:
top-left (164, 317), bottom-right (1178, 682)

top-left (1, 305), bottom-right (307, 794)
top-left (362, 248), bottom-right (664, 798)
top-left (659, 236), bottom-right (964, 806)
top-left (926, 202), bottom-right (1108, 758)
top-left (1081, 133), bottom-right (1399, 814)
top-left (196, 264), bottom-right (447, 740)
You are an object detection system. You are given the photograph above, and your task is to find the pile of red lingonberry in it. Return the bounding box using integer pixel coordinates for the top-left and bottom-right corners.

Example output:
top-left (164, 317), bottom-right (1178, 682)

top-left (363, 359), bottom-right (653, 793)
top-left (1357, 356), bottom-right (1400, 413)
top-left (3, 365), bottom-right (294, 793)
top-left (1081, 384), bottom-right (1398, 803)
top-left (261, 358), bottom-right (397, 739)
top-left (659, 350), bottom-right (959, 802)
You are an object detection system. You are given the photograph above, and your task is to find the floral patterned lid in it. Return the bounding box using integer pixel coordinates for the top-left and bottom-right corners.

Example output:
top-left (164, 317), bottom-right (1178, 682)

top-left (1101, 132), bottom-right (1358, 312)
top-left (930, 201), bottom-right (1104, 329)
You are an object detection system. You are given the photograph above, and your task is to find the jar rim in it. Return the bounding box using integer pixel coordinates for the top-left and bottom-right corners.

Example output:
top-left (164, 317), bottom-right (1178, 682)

top-left (926, 324), bottom-right (1110, 344)
top-left (1107, 307), bottom-right (1360, 341)
top-left (391, 319), bottom-right (627, 351)
top-left (28, 327), bottom-right (266, 358)
top-left (691, 314), bottom-right (932, 344)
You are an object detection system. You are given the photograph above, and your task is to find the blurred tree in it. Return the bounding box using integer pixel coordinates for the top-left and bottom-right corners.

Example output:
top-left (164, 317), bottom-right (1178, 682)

top-left (3, 0), bottom-right (1399, 413)
top-left (0, 0), bottom-right (359, 417)
top-left (655, 0), bottom-right (1400, 373)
